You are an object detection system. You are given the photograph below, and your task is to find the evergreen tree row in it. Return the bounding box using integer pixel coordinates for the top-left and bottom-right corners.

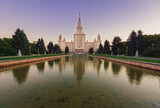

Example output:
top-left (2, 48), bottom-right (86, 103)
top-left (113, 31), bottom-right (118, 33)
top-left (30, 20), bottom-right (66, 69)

top-left (93, 30), bottom-right (160, 57)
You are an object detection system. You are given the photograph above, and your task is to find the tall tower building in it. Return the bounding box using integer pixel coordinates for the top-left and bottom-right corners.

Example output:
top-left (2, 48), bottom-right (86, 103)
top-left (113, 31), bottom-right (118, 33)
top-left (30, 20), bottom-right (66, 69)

top-left (58, 12), bottom-right (101, 54)
top-left (74, 12), bottom-right (86, 54)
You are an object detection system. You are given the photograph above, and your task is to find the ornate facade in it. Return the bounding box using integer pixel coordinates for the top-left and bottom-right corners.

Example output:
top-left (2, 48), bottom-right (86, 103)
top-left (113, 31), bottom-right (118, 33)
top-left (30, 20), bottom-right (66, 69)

top-left (58, 13), bottom-right (101, 54)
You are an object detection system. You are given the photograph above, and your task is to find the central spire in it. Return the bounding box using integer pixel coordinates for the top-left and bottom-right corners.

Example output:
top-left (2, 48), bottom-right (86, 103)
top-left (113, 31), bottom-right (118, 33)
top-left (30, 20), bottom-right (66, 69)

top-left (78, 12), bottom-right (82, 27)
top-left (77, 12), bottom-right (83, 34)
top-left (79, 12), bottom-right (81, 21)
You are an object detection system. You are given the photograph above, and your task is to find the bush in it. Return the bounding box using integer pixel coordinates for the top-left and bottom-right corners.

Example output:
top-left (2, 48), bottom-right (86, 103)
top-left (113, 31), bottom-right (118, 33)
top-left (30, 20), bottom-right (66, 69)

top-left (143, 48), bottom-right (160, 57)
top-left (0, 46), bottom-right (17, 56)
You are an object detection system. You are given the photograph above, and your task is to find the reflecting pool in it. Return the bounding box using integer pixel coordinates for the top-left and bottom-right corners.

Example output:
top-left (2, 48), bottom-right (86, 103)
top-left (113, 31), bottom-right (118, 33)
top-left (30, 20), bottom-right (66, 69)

top-left (0, 55), bottom-right (160, 108)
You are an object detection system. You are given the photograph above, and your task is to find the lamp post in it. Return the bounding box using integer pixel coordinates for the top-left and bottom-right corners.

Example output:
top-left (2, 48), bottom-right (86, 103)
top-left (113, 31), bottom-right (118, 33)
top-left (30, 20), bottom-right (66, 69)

top-left (118, 48), bottom-right (119, 56)
top-left (29, 46), bottom-right (31, 55)
top-left (152, 44), bottom-right (155, 49)
top-left (126, 47), bottom-right (128, 56)
top-left (38, 47), bottom-right (39, 55)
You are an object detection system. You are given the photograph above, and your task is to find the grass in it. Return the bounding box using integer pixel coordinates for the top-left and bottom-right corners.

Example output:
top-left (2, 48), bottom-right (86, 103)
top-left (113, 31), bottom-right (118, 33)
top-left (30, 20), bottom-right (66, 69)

top-left (0, 54), bottom-right (68, 61)
top-left (90, 54), bottom-right (160, 64)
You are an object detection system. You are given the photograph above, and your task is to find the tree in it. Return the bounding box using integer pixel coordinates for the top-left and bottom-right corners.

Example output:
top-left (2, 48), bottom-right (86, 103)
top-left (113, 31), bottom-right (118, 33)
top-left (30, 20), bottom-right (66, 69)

top-left (97, 43), bottom-right (103, 54)
top-left (104, 39), bottom-right (110, 54)
top-left (36, 38), bottom-right (46, 54)
top-left (119, 42), bottom-right (127, 55)
top-left (54, 44), bottom-right (61, 54)
top-left (65, 46), bottom-right (69, 53)
top-left (143, 34), bottom-right (160, 57)
top-left (29, 43), bottom-right (37, 54)
top-left (88, 47), bottom-right (94, 54)
top-left (12, 28), bottom-right (29, 55)
top-left (112, 36), bottom-right (121, 55)
top-left (47, 42), bottom-right (54, 54)
top-left (0, 38), bottom-right (17, 56)
top-left (128, 30), bottom-right (137, 55)
top-left (137, 30), bottom-right (145, 55)
top-left (41, 38), bottom-right (46, 54)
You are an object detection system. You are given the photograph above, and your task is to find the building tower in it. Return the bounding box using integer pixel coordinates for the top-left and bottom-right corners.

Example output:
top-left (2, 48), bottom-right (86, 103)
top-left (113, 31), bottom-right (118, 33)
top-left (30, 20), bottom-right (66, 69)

top-left (74, 12), bottom-right (86, 54)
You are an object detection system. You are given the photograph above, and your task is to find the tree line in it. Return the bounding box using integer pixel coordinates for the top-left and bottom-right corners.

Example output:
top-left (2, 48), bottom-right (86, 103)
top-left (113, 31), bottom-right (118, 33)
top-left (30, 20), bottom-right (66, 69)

top-left (0, 28), bottom-right (67, 56)
top-left (89, 30), bottom-right (160, 57)
top-left (1, 28), bottom-right (160, 57)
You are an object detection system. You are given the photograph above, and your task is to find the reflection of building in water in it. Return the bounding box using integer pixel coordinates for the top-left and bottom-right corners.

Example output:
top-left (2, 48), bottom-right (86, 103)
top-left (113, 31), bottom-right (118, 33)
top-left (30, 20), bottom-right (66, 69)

top-left (12, 66), bottom-right (30, 85)
top-left (73, 56), bottom-right (85, 87)
top-left (55, 57), bottom-right (70, 74)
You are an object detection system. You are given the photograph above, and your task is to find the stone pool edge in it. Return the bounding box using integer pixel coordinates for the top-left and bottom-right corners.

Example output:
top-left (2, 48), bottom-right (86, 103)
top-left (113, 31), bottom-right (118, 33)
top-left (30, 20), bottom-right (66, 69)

top-left (0, 55), bottom-right (71, 68)
top-left (89, 55), bottom-right (160, 71)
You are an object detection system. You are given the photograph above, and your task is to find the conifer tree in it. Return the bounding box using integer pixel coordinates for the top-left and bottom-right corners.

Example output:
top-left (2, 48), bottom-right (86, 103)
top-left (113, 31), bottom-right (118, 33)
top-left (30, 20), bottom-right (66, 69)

top-left (129, 30), bottom-right (137, 55)
top-left (112, 36), bottom-right (121, 55)
top-left (12, 28), bottom-right (29, 54)
top-left (47, 42), bottom-right (54, 54)
top-left (97, 43), bottom-right (104, 54)
top-left (137, 30), bottom-right (145, 55)
top-left (104, 39), bottom-right (110, 54)
top-left (65, 46), bottom-right (69, 53)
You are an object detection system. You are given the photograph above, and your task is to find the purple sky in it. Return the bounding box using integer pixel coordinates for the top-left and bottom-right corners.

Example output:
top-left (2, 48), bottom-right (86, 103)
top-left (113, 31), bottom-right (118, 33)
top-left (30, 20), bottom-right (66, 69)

top-left (0, 0), bottom-right (160, 45)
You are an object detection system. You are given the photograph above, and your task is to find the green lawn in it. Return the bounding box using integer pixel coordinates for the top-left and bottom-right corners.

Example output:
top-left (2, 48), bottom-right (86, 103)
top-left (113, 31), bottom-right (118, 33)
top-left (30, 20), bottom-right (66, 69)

top-left (90, 54), bottom-right (160, 64)
top-left (0, 54), bottom-right (68, 61)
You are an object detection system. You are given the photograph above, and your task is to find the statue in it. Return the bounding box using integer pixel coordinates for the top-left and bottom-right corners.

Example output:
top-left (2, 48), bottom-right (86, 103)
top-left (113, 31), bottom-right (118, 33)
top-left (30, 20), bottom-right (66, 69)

top-left (111, 51), bottom-right (113, 56)
top-left (44, 51), bottom-right (46, 55)
top-left (18, 49), bottom-right (22, 56)
top-left (135, 50), bottom-right (139, 57)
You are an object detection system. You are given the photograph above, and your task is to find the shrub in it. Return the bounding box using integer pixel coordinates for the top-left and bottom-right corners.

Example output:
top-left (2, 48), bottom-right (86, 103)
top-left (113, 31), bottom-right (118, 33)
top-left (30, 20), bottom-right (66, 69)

top-left (143, 48), bottom-right (160, 57)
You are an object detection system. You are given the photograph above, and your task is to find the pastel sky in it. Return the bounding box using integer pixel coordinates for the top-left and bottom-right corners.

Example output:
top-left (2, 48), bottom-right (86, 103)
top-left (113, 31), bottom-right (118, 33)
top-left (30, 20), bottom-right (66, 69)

top-left (0, 0), bottom-right (160, 45)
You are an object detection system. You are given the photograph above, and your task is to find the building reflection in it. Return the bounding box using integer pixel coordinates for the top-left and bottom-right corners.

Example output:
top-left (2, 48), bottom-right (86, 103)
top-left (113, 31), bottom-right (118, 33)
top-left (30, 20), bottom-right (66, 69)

top-left (111, 63), bottom-right (122, 76)
top-left (126, 67), bottom-right (143, 85)
top-left (12, 65), bottom-right (30, 85)
top-left (73, 56), bottom-right (85, 87)
top-left (36, 62), bottom-right (45, 73)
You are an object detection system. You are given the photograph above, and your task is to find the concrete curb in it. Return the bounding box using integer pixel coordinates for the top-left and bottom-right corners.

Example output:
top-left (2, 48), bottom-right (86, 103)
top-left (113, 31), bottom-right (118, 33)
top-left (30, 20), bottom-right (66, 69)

top-left (90, 55), bottom-right (160, 71)
top-left (0, 55), bottom-right (69, 68)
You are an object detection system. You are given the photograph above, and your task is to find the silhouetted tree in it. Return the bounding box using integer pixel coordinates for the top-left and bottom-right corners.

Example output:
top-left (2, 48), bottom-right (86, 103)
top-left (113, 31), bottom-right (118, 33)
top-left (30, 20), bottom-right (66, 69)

top-left (36, 38), bottom-right (46, 54)
top-left (97, 43), bottom-right (103, 54)
top-left (104, 39), bottom-right (110, 54)
top-left (112, 36), bottom-right (121, 55)
top-left (128, 30), bottom-right (137, 55)
top-left (88, 47), bottom-right (94, 54)
top-left (137, 30), bottom-right (145, 55)
top-left (47, 42), bottom-right (54, 54)
top-left (65, 46), bottom-right (69, 53)
top-left (54, 44), bottom-right (61, 54)
top-left (12, 28), bottom-right (29, 54)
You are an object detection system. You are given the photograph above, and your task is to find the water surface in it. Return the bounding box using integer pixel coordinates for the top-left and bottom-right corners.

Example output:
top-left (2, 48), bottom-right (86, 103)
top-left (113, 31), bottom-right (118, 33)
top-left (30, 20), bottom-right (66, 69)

top-left (0, 55), bottom-right (160, 108)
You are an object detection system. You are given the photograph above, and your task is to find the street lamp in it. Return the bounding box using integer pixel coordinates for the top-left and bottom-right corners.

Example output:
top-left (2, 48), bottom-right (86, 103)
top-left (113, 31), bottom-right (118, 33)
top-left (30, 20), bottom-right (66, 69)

top-left (126, 47), bottom-right (128, 56)
top-left (29, 46), bottom-right (31, 55)
top-left (38, 47), bottom-right (39, 55)
top-left (118, 48), bottom-right (119, 56)
top-left (152, 44), bottom-right (155, 49)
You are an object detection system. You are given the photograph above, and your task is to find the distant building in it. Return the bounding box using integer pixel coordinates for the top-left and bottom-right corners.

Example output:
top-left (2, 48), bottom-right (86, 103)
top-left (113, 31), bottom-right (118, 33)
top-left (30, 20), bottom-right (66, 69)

top-left (33, 41), bottom-right (37, 44)
top-left (58, 12), bottom-right (101, 54)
